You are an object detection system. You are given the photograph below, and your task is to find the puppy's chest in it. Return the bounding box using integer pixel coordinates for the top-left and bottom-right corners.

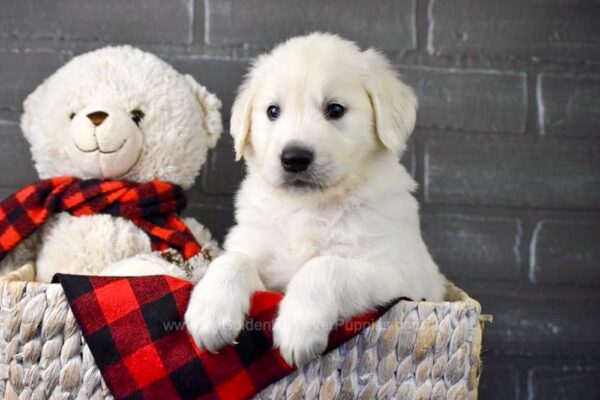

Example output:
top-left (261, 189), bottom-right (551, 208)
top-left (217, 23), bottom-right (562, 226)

top-left (261, 209), bottom-right (352, 287)
top-left (284, 214), bottom-right (329, 258)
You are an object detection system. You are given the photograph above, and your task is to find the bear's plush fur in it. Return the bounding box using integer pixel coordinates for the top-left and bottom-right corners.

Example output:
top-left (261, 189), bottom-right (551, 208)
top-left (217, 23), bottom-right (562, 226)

top-left (0, 46), bottom-right (222, 282)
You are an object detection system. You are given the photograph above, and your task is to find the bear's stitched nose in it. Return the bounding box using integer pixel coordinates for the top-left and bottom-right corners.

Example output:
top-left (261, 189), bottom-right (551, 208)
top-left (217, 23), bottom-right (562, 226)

top-left (87, 111), bottom-right (109, 126)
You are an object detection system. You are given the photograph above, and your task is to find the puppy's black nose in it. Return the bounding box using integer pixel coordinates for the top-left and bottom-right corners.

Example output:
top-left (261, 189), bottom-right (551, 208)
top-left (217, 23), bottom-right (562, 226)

top-left (87, 111), bottom-right (108, 126)
top-left (281, 147), bottom-right (314, 173)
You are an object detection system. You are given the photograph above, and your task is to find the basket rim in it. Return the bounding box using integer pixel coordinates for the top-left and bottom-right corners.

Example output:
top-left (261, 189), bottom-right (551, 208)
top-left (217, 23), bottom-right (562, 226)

top-left (1, 264), bottom-right (482, 311)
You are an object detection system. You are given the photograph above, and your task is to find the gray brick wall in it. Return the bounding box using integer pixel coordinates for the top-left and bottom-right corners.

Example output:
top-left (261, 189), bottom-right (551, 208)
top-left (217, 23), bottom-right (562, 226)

top-left (538, 73), bottom-right (600, 137)
top-left (400, 66), bottom-right (528, 133)
top-left (428, 0), bottom-right (600, 61)
top-left (1, 1), bottom-right (598, 398)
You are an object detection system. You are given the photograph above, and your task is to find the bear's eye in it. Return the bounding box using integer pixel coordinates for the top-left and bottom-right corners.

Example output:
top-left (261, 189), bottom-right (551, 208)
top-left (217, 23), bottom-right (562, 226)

top-left (267, 105), bottom-right (280, 121)
top-left (325, 103), bottom-right (345, 120)
top-left (69, 112), bottom-right (76, 120)
top-left (130, 109), bottom-right (145, 125)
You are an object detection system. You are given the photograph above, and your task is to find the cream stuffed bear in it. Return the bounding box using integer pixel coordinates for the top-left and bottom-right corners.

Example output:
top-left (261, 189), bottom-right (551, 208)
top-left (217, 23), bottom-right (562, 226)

top-left (0, 46), bottom-right (222, 282)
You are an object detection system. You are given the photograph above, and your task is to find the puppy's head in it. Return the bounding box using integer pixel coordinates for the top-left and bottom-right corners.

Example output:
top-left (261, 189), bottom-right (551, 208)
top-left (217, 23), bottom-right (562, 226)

top-left (231, 33), bottom-right (416, 193)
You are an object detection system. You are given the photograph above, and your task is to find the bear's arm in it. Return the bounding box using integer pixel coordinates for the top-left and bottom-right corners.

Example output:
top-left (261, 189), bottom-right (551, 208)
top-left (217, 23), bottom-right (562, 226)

top-left (99, 217), bottom-right (221, 282)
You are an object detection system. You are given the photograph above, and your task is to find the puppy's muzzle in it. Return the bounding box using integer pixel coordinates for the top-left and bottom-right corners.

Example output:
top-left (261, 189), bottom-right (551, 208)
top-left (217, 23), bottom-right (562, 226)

top-left (281, 146), bottom-right (313, 173)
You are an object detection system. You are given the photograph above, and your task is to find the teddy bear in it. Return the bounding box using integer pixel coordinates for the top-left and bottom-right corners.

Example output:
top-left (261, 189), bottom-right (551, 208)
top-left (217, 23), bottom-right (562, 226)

top-left (0, 46), bottom-right (222, 282)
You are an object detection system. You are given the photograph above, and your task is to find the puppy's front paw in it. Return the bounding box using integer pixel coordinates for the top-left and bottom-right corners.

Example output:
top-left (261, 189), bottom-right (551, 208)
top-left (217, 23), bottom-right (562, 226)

top-left (273, 297), bottom-right (334, 367)
top-left (185, 252), bottom-right (264, 353)
top-left (184, 285), bottom-right (248, 352)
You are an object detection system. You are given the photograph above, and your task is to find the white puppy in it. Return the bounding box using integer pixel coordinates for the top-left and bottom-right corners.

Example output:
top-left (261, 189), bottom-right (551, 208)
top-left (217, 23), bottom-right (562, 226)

top-left (185, 33), bottom-right (446, 367)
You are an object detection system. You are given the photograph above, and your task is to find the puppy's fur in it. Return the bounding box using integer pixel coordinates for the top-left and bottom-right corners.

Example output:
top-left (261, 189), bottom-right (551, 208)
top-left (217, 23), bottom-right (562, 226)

top-left (185, 33), bottom-right (445, 367)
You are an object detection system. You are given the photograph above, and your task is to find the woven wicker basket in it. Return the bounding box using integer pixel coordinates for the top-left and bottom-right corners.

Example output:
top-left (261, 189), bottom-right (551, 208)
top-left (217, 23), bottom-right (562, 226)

top-left (0, 264), bottom-right (488, 400)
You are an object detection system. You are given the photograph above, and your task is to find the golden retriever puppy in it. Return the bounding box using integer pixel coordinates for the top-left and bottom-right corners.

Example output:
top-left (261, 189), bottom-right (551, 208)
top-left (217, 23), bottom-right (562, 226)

top-left (185, 33), bottom-right (445, 367)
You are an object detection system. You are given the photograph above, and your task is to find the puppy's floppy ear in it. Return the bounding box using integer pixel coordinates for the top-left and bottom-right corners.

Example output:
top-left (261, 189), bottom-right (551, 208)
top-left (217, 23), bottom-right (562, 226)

top-left (362, 49), bottom-right (417, 155)
top-left (230, 77), bottom-right (256, 161)
top-left (184, 74), bottom-right (223, 149)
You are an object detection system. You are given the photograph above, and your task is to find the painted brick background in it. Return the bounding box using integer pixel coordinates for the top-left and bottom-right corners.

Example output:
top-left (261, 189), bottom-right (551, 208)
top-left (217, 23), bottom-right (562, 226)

top-left (1, 1), bottom-right (599, 398)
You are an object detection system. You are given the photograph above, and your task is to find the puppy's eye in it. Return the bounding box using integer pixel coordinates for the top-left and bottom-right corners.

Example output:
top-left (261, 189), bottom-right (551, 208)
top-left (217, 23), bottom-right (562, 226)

top-left (267, 105), bottom-right (280, 121)
top-left (130, 109), bottom-right (145, 125)
top-left (69, 112), bottom-right (76, 120)
top-left (325, 103), bottom-right (345, 120)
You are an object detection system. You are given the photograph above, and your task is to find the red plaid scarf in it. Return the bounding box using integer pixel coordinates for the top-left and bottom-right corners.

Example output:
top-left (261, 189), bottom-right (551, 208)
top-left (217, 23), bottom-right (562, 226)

top-left (54, 273), bottom-right (397, 400)
top-left (0, 177), bottom-right (201, 262)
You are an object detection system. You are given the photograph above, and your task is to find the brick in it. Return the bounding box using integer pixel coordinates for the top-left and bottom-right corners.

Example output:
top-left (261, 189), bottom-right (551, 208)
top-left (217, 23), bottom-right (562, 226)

top-left (0, 0), bottom-right (193, 44)
top-left (205, 0), bottom-right (416, 52)
top-left (425, 137), bottom-right (600, 209)
top-left (400, 66), bottom-right (527, 133)
top-left (170, 57), bottom-right (248, 195)
top-left (529, 366), bottom-right (600, 400)
top-left (539, 74), bottom-right (600, 137)
top-left (428, 0), bottom-right (600, 61)
top-left (0, 123), bottom-right (37, 187)
top-left (479, 365), bottom-right (520, 400)
top-left (421, 214), bottom-right (521, 283)
top-left (531, 220), bottom-right (600, 286)
top-left (475, 291), bottom-right (600, 357)
top-left (200, 136), bottom-right (245, 196)
top-left (0, 49), bottom-right (63, 122)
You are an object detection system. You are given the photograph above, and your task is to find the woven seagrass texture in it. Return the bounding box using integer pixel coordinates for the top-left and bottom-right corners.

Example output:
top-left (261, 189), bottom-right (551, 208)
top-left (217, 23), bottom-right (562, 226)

top-left (257, 283), bottom-right (485, 400)
top-left (0, 272), bottom-right (112, 399)
top-left (0, 266), bottom-right (485, 400)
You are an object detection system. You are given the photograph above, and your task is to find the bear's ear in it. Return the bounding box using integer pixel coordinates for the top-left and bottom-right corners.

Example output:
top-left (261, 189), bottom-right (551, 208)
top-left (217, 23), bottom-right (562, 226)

top-left (184, 74), bottom-right (223, 149)
top-left (361, 49), bottom-right (417, 156)
top-left (21, 80), bottom-right (48, 143)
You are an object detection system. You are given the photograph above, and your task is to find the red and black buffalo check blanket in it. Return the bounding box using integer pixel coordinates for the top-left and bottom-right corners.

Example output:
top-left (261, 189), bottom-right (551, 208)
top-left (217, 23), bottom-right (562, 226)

top-left (54, 273), bottom-right (397, 400)
top-left (0, 177), bottom-right (201, 262)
